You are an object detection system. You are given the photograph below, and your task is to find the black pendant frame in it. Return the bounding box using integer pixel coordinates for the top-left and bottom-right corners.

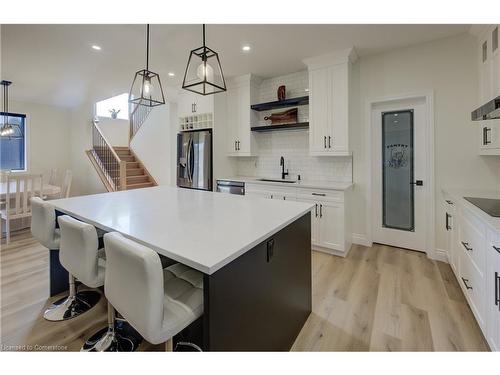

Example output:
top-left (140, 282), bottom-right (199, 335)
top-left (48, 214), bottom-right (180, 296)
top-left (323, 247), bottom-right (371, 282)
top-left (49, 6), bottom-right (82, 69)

top-left (182, 24), bottom-right (227, 96)
top-left (128, 24), bottom-right (165, 108)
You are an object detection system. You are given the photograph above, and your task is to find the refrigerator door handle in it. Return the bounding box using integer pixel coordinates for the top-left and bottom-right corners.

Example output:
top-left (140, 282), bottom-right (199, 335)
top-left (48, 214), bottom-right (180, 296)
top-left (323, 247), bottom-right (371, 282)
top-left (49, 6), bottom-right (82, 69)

top-left (189, 137), bottom-right (195, 182)
top-left (186, 138), bottom-right (192, 182)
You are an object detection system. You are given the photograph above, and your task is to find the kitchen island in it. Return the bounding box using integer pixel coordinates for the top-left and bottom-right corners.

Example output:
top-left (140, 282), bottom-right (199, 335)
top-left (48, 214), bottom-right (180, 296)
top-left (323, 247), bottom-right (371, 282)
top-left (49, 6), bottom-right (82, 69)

top-left (48, 186), bottom-right (314, 351)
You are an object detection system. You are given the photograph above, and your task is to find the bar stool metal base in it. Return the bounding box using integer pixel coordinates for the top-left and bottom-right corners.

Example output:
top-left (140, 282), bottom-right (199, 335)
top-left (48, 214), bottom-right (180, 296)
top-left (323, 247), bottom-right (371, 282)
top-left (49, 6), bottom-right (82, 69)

top-left (43, 290), bottom-right (101, 321)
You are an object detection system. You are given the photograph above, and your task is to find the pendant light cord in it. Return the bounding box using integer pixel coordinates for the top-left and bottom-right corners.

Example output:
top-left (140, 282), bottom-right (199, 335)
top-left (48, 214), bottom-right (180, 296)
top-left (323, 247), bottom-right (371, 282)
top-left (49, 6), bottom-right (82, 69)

top-left (202, 24), bottom-right (206, 47)
top-left (146, 24), bottom-right (150, 71)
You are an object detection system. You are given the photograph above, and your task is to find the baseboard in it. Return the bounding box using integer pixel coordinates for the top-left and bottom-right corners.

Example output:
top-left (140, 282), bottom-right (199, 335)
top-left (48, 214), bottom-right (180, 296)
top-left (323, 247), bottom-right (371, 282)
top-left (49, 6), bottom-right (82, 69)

top-left (352, 233), bottom-right (372, 247)
top-left (312, 246), bottom-right (348, 258)
top-left (434, 248), bottom-right (449, 263)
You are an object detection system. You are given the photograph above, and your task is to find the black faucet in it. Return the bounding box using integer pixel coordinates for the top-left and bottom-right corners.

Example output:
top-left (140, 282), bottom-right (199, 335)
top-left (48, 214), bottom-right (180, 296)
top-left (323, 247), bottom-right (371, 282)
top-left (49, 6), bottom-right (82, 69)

top-left (280, 156), bottom-right (289, 180)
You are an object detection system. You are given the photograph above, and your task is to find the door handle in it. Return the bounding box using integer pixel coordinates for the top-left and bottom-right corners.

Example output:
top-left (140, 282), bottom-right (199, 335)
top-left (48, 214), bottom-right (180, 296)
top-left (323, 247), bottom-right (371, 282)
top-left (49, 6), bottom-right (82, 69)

top-left (461, 241), bottom-right (473, 252)
top-left (328, 136), bottom-right (331, 148)
top-left (461, 277), bottom-right (473, 290)
top-left (319, 204), bottom-right (323, 218)
top-left (410, 180), bottom-right (423, 186)
top-left (186, 139), bottom-right (192, 182)
top-left (324, 136), bottom-right (327, 149)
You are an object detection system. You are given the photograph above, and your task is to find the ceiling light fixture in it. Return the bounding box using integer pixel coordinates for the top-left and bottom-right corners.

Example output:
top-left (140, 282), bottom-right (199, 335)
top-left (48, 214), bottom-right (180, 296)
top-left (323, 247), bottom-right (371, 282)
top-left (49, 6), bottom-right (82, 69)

top-left (129, 24), bottom-right (165, 108)
top-left (182, 24), bottom-right (226, 96)
top-left (1, 81), bottom-right (22, 138)
top-left (242, 45), bottom-right (251, 52)
top-left (91, 45), bottom-right (102, 51)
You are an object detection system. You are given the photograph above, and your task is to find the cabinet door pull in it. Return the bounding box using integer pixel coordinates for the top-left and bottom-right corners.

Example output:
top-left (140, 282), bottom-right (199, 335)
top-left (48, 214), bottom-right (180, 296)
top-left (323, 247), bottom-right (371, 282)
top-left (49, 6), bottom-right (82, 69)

top-left (312, 192), bottom-right (326, 197)
top-left (461, 241), bottom-right (473, 252)
top-left (283, 196), bottom-right (286, 201)
top-left (194, 103), bottom-right (197, 113)
top-left (493, 245), bottom-right (500, 254)
top-left (319, 204), bottom-right (323, 218)
top-left (328, 136), bottom-right (331, 148)
top-left (445, 200), bottom-right (453, 205)
top-left (238, 141), bottom-right (241, 150)
top-left (461, 277), bottom-right (473, 290)
top-left (483, 127), bottom-right (491, 145)
top-left (495, 272), bottom-right (500, 308)
top-left (315, 203), bottom-right (318, 217)
top-left (234, 140), bottom-right (237, 151)
top-left (270, 194), bottom-right (273, 199)
top-left (445, 213), bottom-right (451, 231)
top-left (324, 136), bottom-right (327, 149)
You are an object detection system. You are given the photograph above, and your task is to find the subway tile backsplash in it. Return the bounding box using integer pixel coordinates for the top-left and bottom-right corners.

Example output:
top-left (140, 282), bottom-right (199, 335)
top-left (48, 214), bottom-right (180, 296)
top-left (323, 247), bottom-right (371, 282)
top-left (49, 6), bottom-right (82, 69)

top-left (235, 70), bottom-right (352, 183)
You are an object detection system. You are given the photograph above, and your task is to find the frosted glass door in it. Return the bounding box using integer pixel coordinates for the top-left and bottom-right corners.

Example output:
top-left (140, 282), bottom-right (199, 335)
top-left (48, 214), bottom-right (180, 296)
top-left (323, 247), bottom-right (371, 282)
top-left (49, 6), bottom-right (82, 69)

top-left (382, 110), bottom-right (414, 231)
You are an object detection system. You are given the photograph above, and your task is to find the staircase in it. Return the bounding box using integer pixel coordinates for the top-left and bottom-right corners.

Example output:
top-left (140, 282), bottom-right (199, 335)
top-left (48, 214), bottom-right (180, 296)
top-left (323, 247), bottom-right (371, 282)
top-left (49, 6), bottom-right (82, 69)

top-left (86, 103), bottom-right (157, 192)
top-left (113, 147), bottom-right (156, 190)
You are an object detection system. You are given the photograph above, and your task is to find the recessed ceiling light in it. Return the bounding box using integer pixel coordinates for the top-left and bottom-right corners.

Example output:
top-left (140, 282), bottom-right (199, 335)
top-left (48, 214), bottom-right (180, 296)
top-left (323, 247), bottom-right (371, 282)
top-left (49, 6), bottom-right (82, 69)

top-left (168, 72), bottom-right (175, 77)
top-left (304, 88), bottom-right (309, 92)
top-left (91, 45), bottom-right (102, 51)
top-left (242, 45), bottom-right (251, 52)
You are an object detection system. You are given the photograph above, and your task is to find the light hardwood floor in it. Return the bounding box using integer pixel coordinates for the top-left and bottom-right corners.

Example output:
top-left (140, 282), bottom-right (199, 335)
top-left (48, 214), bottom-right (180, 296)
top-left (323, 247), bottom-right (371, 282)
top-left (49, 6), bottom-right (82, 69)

top-left (1, 230), bottom-right (489, 351)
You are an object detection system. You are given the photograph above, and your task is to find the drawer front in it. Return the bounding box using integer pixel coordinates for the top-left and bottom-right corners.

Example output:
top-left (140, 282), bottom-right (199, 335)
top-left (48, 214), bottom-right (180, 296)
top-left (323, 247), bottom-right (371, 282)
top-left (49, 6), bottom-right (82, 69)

top-left (296, 188), bottom-right (343, 203)
top-left (459, 210), bottom-right (486, 273)
top-left (459, 247), bottom-right (486, 328)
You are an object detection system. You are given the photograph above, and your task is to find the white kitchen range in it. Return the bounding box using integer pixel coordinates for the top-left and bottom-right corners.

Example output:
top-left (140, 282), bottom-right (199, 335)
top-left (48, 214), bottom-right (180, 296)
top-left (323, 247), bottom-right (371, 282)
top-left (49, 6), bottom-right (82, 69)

top-left (1, 6), bottom-right (500, 372)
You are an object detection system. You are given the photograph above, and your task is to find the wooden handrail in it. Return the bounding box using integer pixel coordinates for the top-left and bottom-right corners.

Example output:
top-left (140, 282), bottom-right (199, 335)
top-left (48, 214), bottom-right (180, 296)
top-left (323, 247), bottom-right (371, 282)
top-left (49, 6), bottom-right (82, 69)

top-left (92, 120), bottom-right (122, 163)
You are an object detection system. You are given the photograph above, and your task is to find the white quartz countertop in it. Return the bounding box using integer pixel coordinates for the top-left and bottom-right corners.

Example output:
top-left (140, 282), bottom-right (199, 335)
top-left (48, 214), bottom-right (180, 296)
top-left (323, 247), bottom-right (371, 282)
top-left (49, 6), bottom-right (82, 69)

top-left (443, 188), bottom-right (500, 232)
top-left (49, 186), bottom-right (314, 274)
top-left (218, 176), bottom-right (353, 191)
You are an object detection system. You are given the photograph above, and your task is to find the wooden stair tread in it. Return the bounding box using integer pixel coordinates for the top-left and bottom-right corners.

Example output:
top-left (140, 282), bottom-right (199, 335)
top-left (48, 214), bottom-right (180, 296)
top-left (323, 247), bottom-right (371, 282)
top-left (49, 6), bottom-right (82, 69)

top-left (126, 182), bottom-right (155, 189)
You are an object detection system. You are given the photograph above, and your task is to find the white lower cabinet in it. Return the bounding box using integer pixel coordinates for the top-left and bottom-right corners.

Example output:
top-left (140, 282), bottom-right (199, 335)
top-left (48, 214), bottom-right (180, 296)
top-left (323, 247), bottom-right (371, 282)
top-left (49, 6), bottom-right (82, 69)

top-left (245, 183), bottom-right (351, 256)
top-left (486, 230), bottom-right (500, 351)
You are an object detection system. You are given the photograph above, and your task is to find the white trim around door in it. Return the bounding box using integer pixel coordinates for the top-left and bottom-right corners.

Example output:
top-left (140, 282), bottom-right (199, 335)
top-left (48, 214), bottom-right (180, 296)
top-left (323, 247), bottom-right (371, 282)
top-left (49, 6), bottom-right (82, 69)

top-left (365, 91), bottom-right (435, 259)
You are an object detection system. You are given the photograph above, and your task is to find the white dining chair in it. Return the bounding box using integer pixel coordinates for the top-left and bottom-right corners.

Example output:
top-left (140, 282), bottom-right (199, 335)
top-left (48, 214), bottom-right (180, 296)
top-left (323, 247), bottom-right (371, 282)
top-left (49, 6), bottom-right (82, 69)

top-left (48, 168), bottom-right (58, 186)
top-left (60, 170), bottom-right (72, 198)
top-left (1, 173), bottom-right (43, 244)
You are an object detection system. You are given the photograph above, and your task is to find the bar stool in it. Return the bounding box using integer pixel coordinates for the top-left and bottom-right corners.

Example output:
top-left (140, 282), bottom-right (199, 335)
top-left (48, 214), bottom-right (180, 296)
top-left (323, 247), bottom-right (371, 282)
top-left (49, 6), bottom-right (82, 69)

top-left (42, 215), bottom-right (102, 321)
top-left (102, 232), bottom-right (204, 350)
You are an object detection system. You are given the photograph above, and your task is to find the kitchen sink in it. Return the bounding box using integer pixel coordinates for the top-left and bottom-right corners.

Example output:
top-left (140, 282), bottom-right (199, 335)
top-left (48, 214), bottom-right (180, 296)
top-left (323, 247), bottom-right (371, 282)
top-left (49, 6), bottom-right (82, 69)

top-left (258, 178), bottom-right (297, 184)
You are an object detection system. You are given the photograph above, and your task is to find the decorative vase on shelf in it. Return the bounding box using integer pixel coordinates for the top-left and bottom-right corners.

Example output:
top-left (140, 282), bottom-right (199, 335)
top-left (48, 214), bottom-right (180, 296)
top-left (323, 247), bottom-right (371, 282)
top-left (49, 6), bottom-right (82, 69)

top-left (277, 85), bottom-right (286, 101)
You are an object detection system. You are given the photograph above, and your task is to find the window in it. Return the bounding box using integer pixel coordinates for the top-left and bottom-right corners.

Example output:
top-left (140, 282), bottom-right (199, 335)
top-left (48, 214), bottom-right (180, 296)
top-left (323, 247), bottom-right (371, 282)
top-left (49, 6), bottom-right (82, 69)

top-left (95, 93), bottom-right (129, 120)
top-left (0, 112), bottom-right (27, 171)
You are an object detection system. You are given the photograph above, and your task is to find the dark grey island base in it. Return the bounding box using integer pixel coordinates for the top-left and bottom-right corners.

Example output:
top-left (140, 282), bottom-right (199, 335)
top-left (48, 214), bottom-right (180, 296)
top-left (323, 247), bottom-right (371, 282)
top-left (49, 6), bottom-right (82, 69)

top-left (203, 212), bottom-right (312, 351)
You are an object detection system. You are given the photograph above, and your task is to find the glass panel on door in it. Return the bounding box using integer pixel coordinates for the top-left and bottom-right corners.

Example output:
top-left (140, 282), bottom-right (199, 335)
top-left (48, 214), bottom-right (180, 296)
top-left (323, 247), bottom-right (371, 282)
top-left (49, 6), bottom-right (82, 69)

top-left (382, 110), bottom-right (414, 231)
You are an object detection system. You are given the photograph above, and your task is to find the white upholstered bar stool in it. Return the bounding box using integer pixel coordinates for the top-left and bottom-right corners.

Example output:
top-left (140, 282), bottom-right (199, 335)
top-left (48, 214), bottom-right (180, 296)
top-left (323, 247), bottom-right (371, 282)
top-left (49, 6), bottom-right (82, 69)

top-left (103, 232), bottom-right (204, 351)
top-left (42, 215), bottom-right (102, 321)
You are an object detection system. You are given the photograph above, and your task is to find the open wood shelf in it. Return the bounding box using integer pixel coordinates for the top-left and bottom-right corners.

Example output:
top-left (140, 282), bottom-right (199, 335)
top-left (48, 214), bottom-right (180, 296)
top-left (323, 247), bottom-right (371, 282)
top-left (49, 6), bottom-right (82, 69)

top-left (250, 96), bottom-right (309, 111)
top-left (251, 122), bottom-right (309, 132)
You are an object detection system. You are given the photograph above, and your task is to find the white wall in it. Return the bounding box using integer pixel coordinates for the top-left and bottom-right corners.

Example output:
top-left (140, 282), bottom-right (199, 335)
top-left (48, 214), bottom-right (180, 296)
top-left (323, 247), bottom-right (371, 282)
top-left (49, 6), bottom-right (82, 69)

top-left (349, 32), bottom-right (500, 251)
top-left (8, 100), bottom-right (71, 185)
top-left (98, 117), bottom-right (129, 147)
top-left (130, 102), bottom-right (176, 186)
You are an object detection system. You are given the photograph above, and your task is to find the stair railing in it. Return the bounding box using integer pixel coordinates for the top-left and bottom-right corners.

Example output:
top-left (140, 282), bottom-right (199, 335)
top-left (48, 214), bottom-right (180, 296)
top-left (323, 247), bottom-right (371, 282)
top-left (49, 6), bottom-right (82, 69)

top-left (129, 103), bottom-right (152, 141)
top-left (91, 119), bottom-right (127, 191)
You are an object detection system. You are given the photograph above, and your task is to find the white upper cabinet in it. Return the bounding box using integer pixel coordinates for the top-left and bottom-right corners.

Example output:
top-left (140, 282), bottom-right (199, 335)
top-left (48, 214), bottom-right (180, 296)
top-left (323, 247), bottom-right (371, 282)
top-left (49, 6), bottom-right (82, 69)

top-left (225, 75), bottom-right (260, 156)
top-left (177, 89), bottom-right (214, 118)
top-left (477, 25), bottom-right (500, 104)
top-left (304, 48), bottom-right (356, 156)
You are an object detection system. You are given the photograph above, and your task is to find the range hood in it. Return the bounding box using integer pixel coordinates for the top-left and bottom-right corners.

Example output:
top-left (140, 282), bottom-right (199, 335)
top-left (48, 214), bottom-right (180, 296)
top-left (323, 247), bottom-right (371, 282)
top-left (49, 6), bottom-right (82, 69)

top-left (471, 95), bottom-right (500, 121)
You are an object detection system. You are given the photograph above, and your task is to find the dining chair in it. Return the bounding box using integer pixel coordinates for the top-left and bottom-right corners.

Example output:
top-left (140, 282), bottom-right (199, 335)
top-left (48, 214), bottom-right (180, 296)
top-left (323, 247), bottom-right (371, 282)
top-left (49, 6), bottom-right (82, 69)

top-left (60, 170), bottom-right (72, 198)
top-left (48, 168), bottom-right (58, 186)
top-left (1, 173), bottom-right (43, 244)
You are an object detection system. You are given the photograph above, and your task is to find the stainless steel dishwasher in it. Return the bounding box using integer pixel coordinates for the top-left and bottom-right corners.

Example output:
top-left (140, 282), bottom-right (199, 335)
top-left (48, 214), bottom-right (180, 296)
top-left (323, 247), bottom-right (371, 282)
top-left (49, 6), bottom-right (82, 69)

top-left (216, 180), bottom-right (245, 195)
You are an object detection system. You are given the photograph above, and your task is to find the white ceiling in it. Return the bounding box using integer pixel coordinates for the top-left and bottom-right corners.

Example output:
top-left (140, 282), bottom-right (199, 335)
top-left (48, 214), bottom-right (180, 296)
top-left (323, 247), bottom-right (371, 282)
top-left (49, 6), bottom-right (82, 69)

top-left (1, 24), bottom-right (470, 108)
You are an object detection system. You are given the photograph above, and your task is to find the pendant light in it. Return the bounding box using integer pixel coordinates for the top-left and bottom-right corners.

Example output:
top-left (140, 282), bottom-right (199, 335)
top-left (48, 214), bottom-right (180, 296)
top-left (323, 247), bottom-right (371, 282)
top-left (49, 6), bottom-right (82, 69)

top-left (129, 24), bottom-right (165, 107)
top-left (1, 80), bottom-right (19, 138)
top-left (182, 24), bottom-right (226, 96)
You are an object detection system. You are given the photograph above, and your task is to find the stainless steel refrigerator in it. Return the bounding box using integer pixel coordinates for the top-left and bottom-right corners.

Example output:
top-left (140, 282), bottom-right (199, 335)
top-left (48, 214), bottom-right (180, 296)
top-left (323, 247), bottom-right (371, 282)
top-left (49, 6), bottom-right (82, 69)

top-left (177, 130), bottom-right (213, 191)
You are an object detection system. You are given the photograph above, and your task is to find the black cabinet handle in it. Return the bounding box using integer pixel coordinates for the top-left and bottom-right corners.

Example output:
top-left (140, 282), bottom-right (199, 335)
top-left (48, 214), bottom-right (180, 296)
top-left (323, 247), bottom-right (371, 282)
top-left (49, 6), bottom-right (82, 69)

top-left (495, 272), bottom-right (499, 309)
top-left (266, 239), bottom-right (274, 263)
top-left (483, 127), bottom-right (491, 145)
top-left (283, 196), bottom-right (286, 201)
top-left (324, 136), bottom-right (327, 149)
top-left (319, 204), bottom-right (323, 218)
top-left (445, 200), bottom-right (453, 205)
top-left (445, 213), bottom-right (451, 231)
top-left (312, 192), bottom-right (326, 197)
top-left (328, 136), bottom-right (331, 148)
top-left (315, 203), bottom-right (318, 217)
top-left (461, 277), bottom-right (473, 290)
top-left (238, 141), bottom-right (241, 150)
top-left (234, 140), bottom-right (237, 151)
top-left (493, 245), bottom-right (500, 254)
top-left (461, 241), bottom-right (473, 252)
top-left (270, 194), bottom-right (273, 199)
top-left (410, 180), bottom-right (424, 186)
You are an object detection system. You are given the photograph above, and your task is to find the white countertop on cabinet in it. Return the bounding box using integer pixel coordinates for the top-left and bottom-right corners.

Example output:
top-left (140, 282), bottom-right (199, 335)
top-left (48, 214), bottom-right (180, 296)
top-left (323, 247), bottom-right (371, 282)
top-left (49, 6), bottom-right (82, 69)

top-left (49, 186), bottom-right (314, 274)
top-left (218, 176), bottom-right (353, 191)
top-left (443, 188), bottom-right (500, 233)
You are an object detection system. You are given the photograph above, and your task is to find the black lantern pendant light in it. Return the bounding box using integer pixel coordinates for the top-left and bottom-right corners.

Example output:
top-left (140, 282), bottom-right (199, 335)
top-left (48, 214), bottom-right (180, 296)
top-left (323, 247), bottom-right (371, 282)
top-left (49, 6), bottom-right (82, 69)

top-left (182, 24), bottom-right (226, 96)
top-left (1, 80), bottom-right (22, 138)
top-left (129, 24), bottom-right (165, 107)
